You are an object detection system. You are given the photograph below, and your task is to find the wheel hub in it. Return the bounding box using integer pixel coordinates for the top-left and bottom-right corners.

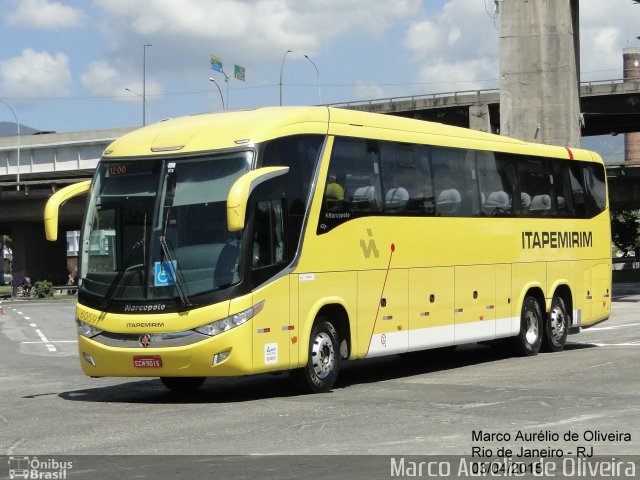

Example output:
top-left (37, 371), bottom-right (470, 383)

top-left (311, 332), bottom-right (335, 379)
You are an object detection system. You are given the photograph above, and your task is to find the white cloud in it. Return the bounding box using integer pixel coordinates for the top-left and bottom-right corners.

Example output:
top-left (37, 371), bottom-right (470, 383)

top-left (0, 49), bottom-right (72, 97)
top-left (4, 0), bottom-right (85, 30)
top-left (80, 60), bottom-right (162, 99)
top-left (93, 0), bottom-right (421, 69)
top-left (403, 0), bottom-right (499, 93)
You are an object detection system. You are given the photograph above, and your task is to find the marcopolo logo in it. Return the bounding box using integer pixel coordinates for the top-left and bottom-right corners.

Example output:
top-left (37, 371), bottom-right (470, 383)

top-left (8, 456), bottom-right (73, 479)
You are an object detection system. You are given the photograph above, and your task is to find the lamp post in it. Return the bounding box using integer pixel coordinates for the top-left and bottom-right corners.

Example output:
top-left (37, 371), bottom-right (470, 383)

top-left (208, 78), bottom-right (226, 110)
top-left (142, 43), bottom-right (152, 126)
top-left (0, 99), bottom-right (20, 191)
top-left (279, 49), bottom-right (293, 106)
top-left (304, 54), bottom-right (321, 104)
top-left (125, 88), bottom-right (150, 124)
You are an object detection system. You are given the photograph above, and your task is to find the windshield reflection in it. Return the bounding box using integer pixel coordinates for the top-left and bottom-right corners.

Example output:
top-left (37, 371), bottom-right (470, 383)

top-left (79, 152), bottom-right (252, 303)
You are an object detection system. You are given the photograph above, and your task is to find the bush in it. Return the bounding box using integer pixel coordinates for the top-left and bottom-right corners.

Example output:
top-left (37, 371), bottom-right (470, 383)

top-left (34, 280), bottom-right (54, 298)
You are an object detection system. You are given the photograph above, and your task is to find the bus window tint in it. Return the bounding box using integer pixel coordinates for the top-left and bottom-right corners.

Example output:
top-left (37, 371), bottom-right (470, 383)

top-left (432, 147), bottom-right (479, 216)
top-left (319, 138), bottom-right (382, 233)
top-left (516, 157), bottom-right (552, 217)
top-left (584, 163), bottom-right (607, 216)
top-left (380, 143), bottom-right (433, 215)
top-left (478, 152), bottom-right (515, 217)
top-left (552, 162), bottom-right (577, 217)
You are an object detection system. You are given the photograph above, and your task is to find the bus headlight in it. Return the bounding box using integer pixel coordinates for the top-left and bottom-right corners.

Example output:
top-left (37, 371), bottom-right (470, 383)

top-left (195, 300), bottom-right (264, 337)
top-left (77, 320), bottom-right (104, 338)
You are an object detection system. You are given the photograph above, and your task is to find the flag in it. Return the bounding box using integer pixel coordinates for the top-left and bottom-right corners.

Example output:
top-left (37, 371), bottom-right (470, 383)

top-left (210, 55), bottom-right (223, 73)
top-left (234, 65), bottom-right (245, 81)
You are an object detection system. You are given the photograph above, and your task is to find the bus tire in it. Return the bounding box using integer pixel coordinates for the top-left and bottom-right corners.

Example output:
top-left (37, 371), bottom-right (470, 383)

top-left (512, 296), bottom-right (543, 356)
top-left (542, 295), bottom-right (568, 352)
top-left (160, 376), bottom-right (206, 393)
top-left (293, 318), bottom-right (340, 393)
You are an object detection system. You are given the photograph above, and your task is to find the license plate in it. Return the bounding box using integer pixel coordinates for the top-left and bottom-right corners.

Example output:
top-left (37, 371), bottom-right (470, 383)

top-left (133, 355), bottom-right (162, 368)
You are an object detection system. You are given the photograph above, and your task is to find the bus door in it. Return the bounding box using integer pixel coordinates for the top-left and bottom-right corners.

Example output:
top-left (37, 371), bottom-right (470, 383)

top-left (408, 267), bottom-right (454, 351)
top-left (249, 199), bottom-right (293, 372)
top-left (360, 269), bottom-right (408, 357)
top-left (454, 265), bottom-right (496, 342)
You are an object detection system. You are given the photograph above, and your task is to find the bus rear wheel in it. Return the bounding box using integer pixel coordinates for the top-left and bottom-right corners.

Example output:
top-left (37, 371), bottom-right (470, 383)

top-left (293, 318), bottom-right (340, 393)
top-left (160, 376), bottom-right (206, 393)
top-left (512, 296), bottom-right (543, 356)
top-left (542, 296), bottom-right (569, 352)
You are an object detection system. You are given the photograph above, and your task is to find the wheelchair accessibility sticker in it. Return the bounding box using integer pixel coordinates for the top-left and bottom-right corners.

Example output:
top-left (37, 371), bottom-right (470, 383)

top-left (154, 260), bottom-right (177, 287)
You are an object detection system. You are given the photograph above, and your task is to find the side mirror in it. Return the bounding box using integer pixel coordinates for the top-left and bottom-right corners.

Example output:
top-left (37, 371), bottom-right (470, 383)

top-left (227, 167), bottom-right (289, 231)
top-left (44, 180), bottom-right (91, 241)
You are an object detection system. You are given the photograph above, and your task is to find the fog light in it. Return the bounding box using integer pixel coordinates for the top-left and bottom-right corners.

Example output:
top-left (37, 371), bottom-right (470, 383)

top-left (213, 350), bottom-right (230, 366)
top-left (83, 352), bottom-right (96, 367)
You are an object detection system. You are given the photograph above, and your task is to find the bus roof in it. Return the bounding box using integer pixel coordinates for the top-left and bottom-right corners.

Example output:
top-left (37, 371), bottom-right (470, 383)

top-left (102, 106), bottom-right (599, 163)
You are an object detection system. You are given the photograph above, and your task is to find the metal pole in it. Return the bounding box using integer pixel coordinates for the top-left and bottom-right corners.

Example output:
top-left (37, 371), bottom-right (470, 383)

top-left (208, 78), bottom-right (225, 110)
top-left (0, 99), bottom-right (20, 191)
top-left (279, 50), bottom-right (293, 106)
top-left (125, 88), bottom-right (149, 124)
top-left (143, 44), bottom-right (152, 126)
top-left (304, 54), bottom-right (321, 104)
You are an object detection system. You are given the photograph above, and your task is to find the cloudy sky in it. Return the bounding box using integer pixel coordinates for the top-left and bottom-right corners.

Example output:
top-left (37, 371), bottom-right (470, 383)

top-left (1, 0), bottom-right (639, 133)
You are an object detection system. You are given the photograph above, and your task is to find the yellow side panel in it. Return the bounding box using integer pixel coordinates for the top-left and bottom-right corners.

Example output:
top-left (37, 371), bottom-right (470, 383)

top-left (513, 262), bottom-right (546, 310)
top-left (589, 262), bottom-right (612, 324)
top-left (296, 271), bottom-right (357, 366)
top-left (581, 265), bottom-right (593, 322)
top-left (359, 269), bottom-right (408, 357)
top-left (454, 265), bottom-right (496, 342)
top-left (495, 264), bottom-right (514, 337)
top-left (251, 276), bottom-right (290, 373)
top-left (408, 267), bottom-right (455, 350)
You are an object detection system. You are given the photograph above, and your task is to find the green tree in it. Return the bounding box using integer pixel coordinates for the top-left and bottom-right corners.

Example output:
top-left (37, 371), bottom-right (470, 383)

top-left (611, 209), bottom-right (640, 257)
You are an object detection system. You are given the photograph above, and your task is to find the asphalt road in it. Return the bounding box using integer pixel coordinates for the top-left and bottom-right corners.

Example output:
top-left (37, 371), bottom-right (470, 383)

top-left (0, 293), bottom-right (638, 478)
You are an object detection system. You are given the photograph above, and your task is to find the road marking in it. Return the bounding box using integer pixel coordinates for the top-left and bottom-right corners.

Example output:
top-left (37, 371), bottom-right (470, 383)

top-left (23, 316), bottom-right (30, 320)
top-left (30, 323), bottom-right (37, 328)
top-left (584, 322), bottom-right (640, 331)
top-left (20, 340), bottom-right (77, 344)
top-left (34, 328), bottom-right (57, 352)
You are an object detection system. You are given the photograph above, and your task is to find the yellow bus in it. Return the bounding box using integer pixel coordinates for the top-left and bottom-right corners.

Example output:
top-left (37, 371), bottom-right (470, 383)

top-left (44, 106), bottom-right (611, 393)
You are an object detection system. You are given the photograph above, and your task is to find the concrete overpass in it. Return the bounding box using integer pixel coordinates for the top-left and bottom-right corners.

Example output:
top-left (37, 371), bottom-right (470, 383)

top-left (329, 78), bottom-right (640, 137)
top-left (0, 127), bottom-right (132, 284)
top-left (2, 78), bottom-right (640, 284)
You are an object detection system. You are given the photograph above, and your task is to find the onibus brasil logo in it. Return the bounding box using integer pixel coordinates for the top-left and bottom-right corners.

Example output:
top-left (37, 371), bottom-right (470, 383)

top-left (8, 456), bottom-right (73, 479)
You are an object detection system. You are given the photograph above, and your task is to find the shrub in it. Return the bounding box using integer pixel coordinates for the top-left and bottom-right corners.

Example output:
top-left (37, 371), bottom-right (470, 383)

top-left (34, 280), bottom-right (54, 298)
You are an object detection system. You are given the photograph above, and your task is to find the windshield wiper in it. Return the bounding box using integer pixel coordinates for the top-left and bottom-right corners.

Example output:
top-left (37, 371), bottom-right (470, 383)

top-left (101, 239), bottom-right (145, 310)
top-left (159, 209), bottom-right (192, 307)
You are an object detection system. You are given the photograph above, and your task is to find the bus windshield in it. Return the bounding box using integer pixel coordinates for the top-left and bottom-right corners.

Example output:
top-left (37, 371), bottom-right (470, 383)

top-left (79, 152), bottom-right (253, 303)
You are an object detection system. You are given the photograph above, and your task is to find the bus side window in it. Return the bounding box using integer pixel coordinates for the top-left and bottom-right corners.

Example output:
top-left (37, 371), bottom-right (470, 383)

top-left (515, 157), bottom-right (553, 217)
top-left (432, 147), bottom-right (479, 216)
top-left (318, 137), bottom-right (382, 233)
top-left (552, 161), bottom-right (576, 217)
top-left (251, 199), bottom-right (286, 287)
top-left (380, 143), bottom-right (433, 215)
top-left (583, 163), bottom-right (607, 217)
top-left (478, 151), bottom-right (515, 217)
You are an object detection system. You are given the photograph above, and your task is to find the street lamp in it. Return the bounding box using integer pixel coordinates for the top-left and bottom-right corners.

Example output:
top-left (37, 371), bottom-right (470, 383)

top-left (279, 49), bottom-right (293, 106)
top-left (0, 99), bottom-right (20, 191)
top-left (142, 43), bottom-right (152, 126)
top-left (125, 88), bottom-right (150, 124)
top-left (304, 54), bottom-right (321, 104)
top-left (208, 78), bottom-right (226, 110)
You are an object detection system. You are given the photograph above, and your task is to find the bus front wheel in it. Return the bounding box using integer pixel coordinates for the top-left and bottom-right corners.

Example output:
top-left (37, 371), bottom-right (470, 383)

top-left (512, 296), bottom-right (543, 356)
top-left (542, 296), bottom-right (569, 352)
top-left (160, 376), bottom-right (206, 393)
top-left (293, 318), bottom-right (340, 393)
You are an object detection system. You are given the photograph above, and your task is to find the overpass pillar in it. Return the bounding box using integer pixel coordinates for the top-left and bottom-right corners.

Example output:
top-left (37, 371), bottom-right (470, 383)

top-left (11, 222), bottom-right (68, 287)
top-left (469, 103), bottom-right (491, 133)
top-left (499, 0), bottom-right (581, 147)
top-left (624, 48), bottom-right (640, 164)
